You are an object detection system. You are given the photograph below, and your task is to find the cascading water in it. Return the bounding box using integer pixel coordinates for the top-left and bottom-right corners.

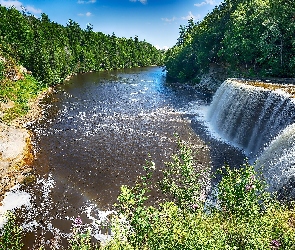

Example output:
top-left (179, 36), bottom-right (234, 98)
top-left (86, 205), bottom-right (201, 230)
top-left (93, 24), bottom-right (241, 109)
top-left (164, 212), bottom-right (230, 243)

top-left (207, 79), bottom-right (295, 197)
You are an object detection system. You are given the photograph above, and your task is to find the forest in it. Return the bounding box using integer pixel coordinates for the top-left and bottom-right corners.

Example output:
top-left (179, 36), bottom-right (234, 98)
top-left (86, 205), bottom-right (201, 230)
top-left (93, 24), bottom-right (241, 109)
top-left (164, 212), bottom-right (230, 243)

top-left (0, 5), bottom-right (163, 87)
top-left (165, 0), bottom-right (295, 83)
top-left (0, 5), bottom-right (163, 121)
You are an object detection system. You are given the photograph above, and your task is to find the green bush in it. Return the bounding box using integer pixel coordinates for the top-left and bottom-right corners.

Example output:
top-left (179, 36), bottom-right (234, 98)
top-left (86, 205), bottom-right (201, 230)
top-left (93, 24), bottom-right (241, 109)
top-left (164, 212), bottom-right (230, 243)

top-left (0, 61), bottom-right (4, 81)
top-left (216, 163), bottom-right (270, 218)
top-left (105, 141), bottom-right (295, 250)
top-left (0, 212), bottom-right (23, 250)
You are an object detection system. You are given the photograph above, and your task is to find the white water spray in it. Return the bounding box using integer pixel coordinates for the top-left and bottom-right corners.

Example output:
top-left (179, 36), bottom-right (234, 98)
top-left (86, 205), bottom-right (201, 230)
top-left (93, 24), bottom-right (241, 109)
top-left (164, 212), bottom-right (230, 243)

top-left (207, 79), bottom-right (295, 196)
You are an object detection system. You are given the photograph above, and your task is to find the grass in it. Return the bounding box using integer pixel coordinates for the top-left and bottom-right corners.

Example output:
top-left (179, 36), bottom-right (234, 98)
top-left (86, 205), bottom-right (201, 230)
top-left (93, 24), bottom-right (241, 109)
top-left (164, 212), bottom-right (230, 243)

top-left (0, 57), bottom-right (45, 123)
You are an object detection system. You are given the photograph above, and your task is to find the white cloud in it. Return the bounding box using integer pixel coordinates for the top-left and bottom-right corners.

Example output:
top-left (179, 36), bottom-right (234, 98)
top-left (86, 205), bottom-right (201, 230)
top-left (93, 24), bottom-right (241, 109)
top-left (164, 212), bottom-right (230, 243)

top-left (161, 16), bottom-right (177, 22)
top-left (25, 5), bottom-right (42, 14)
top-left (182, 11), bottom-right (200, 21)
top-left (0, 0), bottom-right (41, 14)
top-left (129, 0), bottom-right (147, 5)
top-left (78, 12), bottom-right (92, 17)
top-left (77, 0), bottom-right (96, 4)
top-left (0, 0), bottom-right (22, 9)
top-left (194, 0), bottom-right (220, 7)
top-left (162, 11), bottom-right (200, 23)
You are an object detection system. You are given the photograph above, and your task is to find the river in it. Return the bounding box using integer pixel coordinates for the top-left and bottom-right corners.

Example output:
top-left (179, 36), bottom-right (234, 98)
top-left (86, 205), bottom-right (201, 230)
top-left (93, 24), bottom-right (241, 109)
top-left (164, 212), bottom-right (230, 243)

top-left (4, 66), bottom-right (246, 248)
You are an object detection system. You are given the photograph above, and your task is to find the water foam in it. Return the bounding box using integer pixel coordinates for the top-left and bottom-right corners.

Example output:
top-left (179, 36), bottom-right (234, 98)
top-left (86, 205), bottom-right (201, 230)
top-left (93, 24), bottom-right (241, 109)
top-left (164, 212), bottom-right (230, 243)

top-left (0, 174), bottom-right (114, 247)
top-left (207, 79), bottom-right (295, 196)
top-left (0, 185), bottom-right (31, 229)
top-left (207, 79), bottom-right (295, 158)
top-left (256, 123), bottom-right (295, 194)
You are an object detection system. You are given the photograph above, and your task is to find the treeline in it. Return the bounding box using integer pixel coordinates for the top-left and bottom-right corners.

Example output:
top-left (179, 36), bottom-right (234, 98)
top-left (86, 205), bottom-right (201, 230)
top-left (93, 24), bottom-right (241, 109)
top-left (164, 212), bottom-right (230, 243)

top-left (0, 5), bottom-right (163, 86)
top-left (165, 0), bottom-right (295, 83)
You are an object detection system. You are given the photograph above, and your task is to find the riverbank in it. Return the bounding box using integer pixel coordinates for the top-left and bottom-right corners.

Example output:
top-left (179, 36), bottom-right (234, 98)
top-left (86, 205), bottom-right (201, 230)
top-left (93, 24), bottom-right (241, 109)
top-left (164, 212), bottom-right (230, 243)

top-left (0, 88), bottom-right (52, 203)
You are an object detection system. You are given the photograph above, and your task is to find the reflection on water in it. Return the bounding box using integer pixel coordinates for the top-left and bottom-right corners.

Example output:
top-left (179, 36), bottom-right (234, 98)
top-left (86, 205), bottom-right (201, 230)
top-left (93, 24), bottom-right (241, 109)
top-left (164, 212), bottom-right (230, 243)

top-left (3, 67), bottom-right (245, 248)
top-left (32, 67), bottom-right (212, 208)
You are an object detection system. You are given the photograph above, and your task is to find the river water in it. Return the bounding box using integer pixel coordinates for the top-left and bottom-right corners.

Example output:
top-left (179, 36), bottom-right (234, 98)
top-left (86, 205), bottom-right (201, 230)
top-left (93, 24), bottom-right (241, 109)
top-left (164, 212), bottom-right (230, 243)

top-left (4, 67), bottom-right (246, 248)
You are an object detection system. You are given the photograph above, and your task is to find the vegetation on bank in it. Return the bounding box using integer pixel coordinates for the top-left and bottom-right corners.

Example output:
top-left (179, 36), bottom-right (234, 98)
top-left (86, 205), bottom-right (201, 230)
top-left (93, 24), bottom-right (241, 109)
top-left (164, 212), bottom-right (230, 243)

top-left (0, 5), bottom-right (163, 86)
top-left (164, 0), bottom-right (295, 83)
top-left (0, 51), bottom-right (45, 122)
top-left (104, 141), bottom-right (295, 250)
top-left (0, 5), bottom-right (163, 122)
top-left (1, 140), bottom-right (295, 249)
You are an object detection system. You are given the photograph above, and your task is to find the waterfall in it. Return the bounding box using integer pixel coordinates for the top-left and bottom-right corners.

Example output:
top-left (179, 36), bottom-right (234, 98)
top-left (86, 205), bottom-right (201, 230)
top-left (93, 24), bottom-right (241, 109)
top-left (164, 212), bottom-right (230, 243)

top-left (207, 79), bottom-right (295, 196)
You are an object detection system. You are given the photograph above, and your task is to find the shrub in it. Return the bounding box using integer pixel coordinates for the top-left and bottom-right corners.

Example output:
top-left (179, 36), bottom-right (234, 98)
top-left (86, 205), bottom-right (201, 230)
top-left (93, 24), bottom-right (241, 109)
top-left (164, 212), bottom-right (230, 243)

top-left (105, 140), bottom-right (295, 250)
top-left (0, 212), bottom-right (23, 250)
top-left (216, 163), bottom-right (271, 218)
top-left (0, 60), bottom-right (4, 81)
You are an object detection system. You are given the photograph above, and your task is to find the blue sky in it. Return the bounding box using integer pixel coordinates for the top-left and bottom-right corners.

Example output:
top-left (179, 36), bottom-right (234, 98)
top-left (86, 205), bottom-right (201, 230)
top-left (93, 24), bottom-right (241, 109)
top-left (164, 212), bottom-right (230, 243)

top-left (0, 0), bottom-right (223, 49)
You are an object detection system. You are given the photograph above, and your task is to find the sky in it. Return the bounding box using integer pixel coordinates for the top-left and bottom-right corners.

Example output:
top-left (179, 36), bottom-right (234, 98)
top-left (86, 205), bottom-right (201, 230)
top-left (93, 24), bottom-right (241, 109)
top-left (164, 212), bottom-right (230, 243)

top-left (0, 0), bottom-right (223, 49)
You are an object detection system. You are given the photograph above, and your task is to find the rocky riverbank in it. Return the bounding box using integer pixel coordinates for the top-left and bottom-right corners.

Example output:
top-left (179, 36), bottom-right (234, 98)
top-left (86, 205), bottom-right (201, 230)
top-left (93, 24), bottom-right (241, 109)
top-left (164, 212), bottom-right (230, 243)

top-left (0, 88), bottom-right (52, 203)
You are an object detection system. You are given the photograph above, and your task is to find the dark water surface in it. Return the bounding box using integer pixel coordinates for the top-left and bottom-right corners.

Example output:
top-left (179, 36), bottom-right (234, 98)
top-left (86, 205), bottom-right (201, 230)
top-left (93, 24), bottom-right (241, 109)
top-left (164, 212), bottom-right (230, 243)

top-left (32, 67), bottom-right (212, 208)
top-left (13, 67), bottom-right (245, 248)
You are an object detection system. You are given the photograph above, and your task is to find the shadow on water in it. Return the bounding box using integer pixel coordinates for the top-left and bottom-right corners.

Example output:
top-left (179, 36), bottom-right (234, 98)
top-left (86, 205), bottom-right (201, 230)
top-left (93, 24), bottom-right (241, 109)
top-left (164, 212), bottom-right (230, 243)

top-left (12, 66), bottom-right (246, 248)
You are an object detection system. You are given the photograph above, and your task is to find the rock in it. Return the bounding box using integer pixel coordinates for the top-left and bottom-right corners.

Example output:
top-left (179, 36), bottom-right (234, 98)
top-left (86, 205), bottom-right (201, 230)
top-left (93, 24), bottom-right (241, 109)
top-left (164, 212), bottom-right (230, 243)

top-left (0, 88), bottom-right (51, 201)
top-left (0, 100), bottom-right (14, 110)
top-left (0, 124), bottom-right (29, 160)
top-left (193, 65), bottom-right (227, 93)
top-left (0, 123), bottom-right (33, 200)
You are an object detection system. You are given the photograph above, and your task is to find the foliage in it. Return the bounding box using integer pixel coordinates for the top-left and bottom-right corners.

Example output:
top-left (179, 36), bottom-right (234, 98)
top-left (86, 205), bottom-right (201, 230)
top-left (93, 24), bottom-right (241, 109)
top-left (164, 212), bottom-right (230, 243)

top-left (0, 60), bottom-right (4, 81)
top-left (112, 160), bottom-right (157, 249)
top-left (216, 163), bottom-right (272, 218)
top-left (69, 227), bottom-right (96, 250)
top-left (0, 212), bottom-right (23, 250)
top-left (0, 55), bottom-right (44, 122)
top-left (104, 141), bottom-right (295, 250)
top-left (165, 0), bottom-right (295, 82)
top-left (160, 138), bottom-right (207, 210)
top-left (0, 5), bottom-right (163, 121)
top-left (0, 6), bottom-right (163, 87)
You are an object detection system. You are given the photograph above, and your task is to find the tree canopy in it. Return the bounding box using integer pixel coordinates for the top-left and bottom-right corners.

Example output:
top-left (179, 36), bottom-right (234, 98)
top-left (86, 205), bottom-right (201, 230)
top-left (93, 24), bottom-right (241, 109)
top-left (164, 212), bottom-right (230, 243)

top-left (0, 5), bottom-right (163, 86)
top-left (164, 0), bottom-right (295, 82)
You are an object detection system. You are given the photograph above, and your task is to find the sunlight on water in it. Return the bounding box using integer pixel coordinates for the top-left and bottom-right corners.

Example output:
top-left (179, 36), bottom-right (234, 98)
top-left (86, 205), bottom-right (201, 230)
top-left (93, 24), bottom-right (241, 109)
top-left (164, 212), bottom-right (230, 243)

top-left (10, 67), bottom-right (216, 248)
top-left (0, 174), bottom-right (114, 247)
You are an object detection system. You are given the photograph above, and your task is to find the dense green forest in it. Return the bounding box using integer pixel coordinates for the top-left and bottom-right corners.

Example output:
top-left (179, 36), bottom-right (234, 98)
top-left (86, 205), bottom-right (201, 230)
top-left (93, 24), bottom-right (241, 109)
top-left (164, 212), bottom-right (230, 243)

top-left (165, 0), bottom-right (295, 83)
top-left (0, 5), bottom-right (163, 121)
top-left (0, 5), bottom-right (163, 87)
